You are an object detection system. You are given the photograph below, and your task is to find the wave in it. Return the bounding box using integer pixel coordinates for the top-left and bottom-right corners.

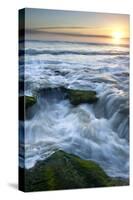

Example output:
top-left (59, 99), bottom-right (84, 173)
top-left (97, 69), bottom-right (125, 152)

top-left (22, 88), bottom-right (129, 178)
top-left (19, 39), bottom-right (129, 48)
top-left (20, 49), bottom-right (129, 56)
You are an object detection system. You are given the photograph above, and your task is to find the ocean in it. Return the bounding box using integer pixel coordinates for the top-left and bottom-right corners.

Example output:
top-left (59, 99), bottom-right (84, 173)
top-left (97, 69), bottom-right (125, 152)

top-left (19, 40), bottom-right (129, 179)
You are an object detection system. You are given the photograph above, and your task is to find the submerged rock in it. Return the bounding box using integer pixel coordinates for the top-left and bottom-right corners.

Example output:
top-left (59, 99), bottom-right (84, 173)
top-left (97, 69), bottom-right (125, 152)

top-left (25, 96), bottom-right (37, 109)
top-left (66, 89), bottom-right (98, 105)
top-left (19, 96), bottom-right (37, 120)
top-left (19, 150), bottom-right (128, 192)
top-left (36, 86), bottom-right (98, 106)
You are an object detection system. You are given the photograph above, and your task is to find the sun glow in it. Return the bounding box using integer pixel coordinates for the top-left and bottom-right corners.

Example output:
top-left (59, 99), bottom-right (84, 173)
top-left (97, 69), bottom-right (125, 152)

top-left (112, 31), bottom-right (124, 44)
top-left (112, 31), bottom-right (123, 39)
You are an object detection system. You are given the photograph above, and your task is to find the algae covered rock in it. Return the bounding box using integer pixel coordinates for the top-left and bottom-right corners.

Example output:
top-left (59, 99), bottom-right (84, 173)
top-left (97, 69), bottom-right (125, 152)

top-left (36, 86), bottom-right (98, 106)
top-left (19, 95), bottom-right (37, 120)
top-left (19, 150), bottom-right (128, 192)
top-left (19, 95), bottom-right (37, 109)
top-left (25, 96), bottom-right (37, 109)
top-left (67, 89), bottom-right (98, 105)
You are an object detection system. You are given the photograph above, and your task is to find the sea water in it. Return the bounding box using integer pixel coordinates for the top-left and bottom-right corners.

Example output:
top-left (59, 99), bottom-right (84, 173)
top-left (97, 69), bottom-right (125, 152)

top-left (19, 40), bottom-right (129, 178)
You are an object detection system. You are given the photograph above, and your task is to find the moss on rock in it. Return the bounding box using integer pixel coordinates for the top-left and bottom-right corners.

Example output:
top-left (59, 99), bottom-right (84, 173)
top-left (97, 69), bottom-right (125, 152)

top-left (36, 86), bottom-right (98, 106)
top-left (20, 150), bottom-right (128, 192)
top-left (19, 96), bottom-right (37, 120)
top-left (67, 89), bottom-right (98, 105)
top-left (25, 96), bottom-right (37, 109)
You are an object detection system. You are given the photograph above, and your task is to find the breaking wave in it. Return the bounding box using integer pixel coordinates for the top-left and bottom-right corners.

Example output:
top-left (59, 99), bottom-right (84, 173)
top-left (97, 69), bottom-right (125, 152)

top-left (19, 40), bottom-right (129, 179)
top-left (20, 48), bottom-right (129, 56)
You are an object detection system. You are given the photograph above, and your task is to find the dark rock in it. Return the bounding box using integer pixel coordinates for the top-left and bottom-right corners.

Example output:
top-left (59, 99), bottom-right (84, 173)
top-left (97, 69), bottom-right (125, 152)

top-left (20, 150), bottom-right (128, 192)
top-left (36, 87), bottom-right (98, 106)
top-left (66, 89), bottom-right (98, 105)
top-left (19, 96), bottom-right (37, 120)
top-left (25, 96), bottom-right (37, 109)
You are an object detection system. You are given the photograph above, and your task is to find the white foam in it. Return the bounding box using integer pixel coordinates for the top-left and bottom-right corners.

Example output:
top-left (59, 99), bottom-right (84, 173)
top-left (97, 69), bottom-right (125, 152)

top-left (20, 41), bottom-right (129, 178)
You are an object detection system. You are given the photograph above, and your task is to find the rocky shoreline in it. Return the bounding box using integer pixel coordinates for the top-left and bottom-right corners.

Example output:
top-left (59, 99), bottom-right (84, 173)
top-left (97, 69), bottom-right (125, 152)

top-left (19, 87), bottom-right (129, 192)
top-left (19, 87), bottom-right (98, 120)
top-left (19, 150), bottom-right (129, 192)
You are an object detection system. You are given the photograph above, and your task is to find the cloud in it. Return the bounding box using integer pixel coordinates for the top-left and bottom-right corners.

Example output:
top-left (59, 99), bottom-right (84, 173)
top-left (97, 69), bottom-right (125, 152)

top-left (24, 27), bottom-right (129, 40)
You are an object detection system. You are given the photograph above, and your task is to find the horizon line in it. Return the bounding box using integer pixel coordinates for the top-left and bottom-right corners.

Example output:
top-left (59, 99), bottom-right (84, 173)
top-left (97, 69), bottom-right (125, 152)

top-left (22, 28), bottom-right (129, 40)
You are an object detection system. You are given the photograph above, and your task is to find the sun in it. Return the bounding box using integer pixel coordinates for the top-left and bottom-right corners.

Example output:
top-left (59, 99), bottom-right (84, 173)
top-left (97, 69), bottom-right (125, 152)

top-left (111, 31), bottom-right (124, 44)
top-left (112, 31), bottom-right (123, 39)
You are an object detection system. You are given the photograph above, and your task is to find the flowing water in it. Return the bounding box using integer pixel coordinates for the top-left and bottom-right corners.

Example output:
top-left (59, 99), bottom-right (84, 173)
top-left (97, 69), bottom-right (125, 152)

top-left (19, 40), bottom-right (129, 178)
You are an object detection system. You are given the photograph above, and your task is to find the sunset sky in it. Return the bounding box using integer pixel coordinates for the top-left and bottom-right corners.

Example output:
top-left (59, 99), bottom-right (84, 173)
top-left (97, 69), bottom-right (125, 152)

top-left (23, 8), bottom-right (129, 45)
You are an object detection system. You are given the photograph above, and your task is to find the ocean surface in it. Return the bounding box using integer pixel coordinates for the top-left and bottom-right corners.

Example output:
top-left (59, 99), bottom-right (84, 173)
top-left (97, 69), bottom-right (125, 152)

top-left (19, 40), bottom-right (129, 179)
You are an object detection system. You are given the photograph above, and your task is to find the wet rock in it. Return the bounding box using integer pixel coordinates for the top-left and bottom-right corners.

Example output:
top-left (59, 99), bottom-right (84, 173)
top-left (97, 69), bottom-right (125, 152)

top-left (66, 89), bottom-right (98, 105)
top-left (19, 96), bottom-right (37, 120)
top-left (36, 87), bottom-right (98, 106)
top-left (20, 150), bottom-right (128, 192)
